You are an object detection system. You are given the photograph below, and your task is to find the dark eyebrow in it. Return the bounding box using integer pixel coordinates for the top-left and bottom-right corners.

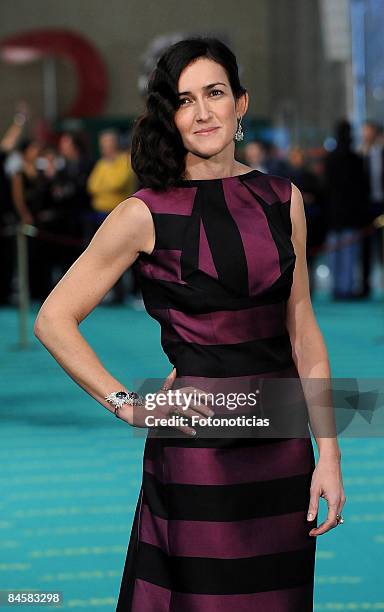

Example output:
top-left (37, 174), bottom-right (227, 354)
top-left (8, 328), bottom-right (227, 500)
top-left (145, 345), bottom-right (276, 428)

top-left (178, 82), bottom-right (227, 96)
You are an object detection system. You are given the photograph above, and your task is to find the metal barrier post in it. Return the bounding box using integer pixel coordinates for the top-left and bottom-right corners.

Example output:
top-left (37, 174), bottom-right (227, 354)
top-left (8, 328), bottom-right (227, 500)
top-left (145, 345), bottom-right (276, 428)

top-left (16, 223), bottom-right (30, 348)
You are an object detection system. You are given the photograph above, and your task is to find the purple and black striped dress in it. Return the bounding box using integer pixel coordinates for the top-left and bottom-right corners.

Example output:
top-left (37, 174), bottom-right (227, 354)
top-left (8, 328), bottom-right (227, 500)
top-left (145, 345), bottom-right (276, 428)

top-left (116, 169), bottom-right (317, 611)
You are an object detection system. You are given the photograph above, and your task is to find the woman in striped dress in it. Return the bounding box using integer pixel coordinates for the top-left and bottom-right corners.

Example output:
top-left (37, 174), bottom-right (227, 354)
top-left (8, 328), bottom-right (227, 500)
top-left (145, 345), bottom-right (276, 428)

top-left (114, 37), bottom-right (346, 611)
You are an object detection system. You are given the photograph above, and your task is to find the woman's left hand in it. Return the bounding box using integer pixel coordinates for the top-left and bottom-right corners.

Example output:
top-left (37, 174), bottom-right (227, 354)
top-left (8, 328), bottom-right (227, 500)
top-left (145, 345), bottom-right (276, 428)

top-left (307, 454), bottom-right (346, 536)
top-left (160, 367), bottom-right (177, 392)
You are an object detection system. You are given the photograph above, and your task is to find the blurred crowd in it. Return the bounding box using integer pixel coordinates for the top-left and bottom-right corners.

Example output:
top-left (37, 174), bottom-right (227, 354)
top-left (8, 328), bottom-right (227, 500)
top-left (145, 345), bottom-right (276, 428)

top-left (243, 119), bottom-right (383, 300)
top-left (0, 106), bottom-right (142, 307)
top-left (0, 105), bottom-right (383, 308)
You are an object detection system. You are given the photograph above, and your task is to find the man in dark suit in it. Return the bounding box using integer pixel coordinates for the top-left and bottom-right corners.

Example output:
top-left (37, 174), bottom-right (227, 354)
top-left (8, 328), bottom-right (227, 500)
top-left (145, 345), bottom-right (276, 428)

top-left (323, 120), bottom-right (369, 299)
top-left (359, 120), bottom-right (384, 297)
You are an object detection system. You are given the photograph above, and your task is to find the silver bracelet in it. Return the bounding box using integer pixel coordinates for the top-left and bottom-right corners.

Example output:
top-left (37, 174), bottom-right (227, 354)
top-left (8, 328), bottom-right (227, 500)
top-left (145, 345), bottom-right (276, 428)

top-left (104, 390), bottom-right (145, 418)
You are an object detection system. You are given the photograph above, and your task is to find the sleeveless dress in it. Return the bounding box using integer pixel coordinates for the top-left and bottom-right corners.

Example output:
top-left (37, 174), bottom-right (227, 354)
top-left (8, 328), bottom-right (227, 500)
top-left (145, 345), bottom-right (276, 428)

top-left (116, 169), bottom-right (317, 611)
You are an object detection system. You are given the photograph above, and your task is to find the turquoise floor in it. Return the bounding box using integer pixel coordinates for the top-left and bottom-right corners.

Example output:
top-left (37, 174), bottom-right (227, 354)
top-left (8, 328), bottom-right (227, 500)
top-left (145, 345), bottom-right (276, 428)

top-left (1, 295), bottom-right (383, 610)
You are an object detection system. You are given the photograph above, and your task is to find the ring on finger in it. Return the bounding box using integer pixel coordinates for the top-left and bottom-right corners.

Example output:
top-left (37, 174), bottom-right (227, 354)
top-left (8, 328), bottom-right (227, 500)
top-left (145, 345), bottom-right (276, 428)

top-left (171, 406), bottom-right (183, 417)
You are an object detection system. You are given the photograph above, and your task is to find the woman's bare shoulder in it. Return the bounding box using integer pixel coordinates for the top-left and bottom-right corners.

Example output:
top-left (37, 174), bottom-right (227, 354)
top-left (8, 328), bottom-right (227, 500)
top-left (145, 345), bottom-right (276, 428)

top-left (107, 196), bottom-right (155, 255)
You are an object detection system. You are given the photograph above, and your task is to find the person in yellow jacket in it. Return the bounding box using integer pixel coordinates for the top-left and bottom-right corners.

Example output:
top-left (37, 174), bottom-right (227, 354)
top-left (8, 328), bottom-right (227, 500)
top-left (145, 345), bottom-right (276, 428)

top-left (87, 129), bottom-right (136, 213)
top-left (86, 129), bottom-right (139, 305)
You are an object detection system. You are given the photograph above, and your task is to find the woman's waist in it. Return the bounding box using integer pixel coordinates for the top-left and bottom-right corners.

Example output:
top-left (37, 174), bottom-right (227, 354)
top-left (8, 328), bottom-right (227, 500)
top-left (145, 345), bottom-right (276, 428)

top-left (161, 338), bottom-right (296, 385)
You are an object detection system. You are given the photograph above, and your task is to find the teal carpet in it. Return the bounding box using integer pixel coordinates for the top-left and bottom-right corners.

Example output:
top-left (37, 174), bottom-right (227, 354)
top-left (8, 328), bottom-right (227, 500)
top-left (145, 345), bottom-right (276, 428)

top-left (0, 296), bottom-right (383, 610)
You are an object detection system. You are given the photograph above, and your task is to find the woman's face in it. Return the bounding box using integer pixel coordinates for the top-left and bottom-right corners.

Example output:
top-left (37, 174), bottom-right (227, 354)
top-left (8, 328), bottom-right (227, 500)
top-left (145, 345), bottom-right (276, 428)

top-left (174, 57), bottom-right (248, 160)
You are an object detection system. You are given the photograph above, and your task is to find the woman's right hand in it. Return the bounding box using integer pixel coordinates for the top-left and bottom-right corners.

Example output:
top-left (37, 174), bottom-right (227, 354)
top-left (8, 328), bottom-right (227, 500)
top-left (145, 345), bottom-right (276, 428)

top-left (118, 385), bottom-right (215, 436)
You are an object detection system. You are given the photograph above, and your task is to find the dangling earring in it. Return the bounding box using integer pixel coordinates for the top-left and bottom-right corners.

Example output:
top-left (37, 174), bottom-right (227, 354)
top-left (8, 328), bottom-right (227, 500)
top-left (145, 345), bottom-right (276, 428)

top-left (234, 116), bottom-right (244, 141)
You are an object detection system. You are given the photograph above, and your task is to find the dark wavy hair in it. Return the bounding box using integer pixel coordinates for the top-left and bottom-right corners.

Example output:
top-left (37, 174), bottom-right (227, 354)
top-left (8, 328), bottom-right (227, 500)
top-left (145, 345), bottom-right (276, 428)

top-left (131, 36), bottom-right (247, 191)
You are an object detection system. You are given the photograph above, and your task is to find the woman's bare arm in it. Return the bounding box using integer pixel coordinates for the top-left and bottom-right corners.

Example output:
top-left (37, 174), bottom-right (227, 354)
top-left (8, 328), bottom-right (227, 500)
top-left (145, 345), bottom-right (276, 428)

top-left (1, 102), bottom-right (28, 152)
top-left (286, 182), bottom-right (340, 457)
top-left (286, 183), bottom-right (346, 537)
top-left (34, 197), bottom-right (155, 423)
